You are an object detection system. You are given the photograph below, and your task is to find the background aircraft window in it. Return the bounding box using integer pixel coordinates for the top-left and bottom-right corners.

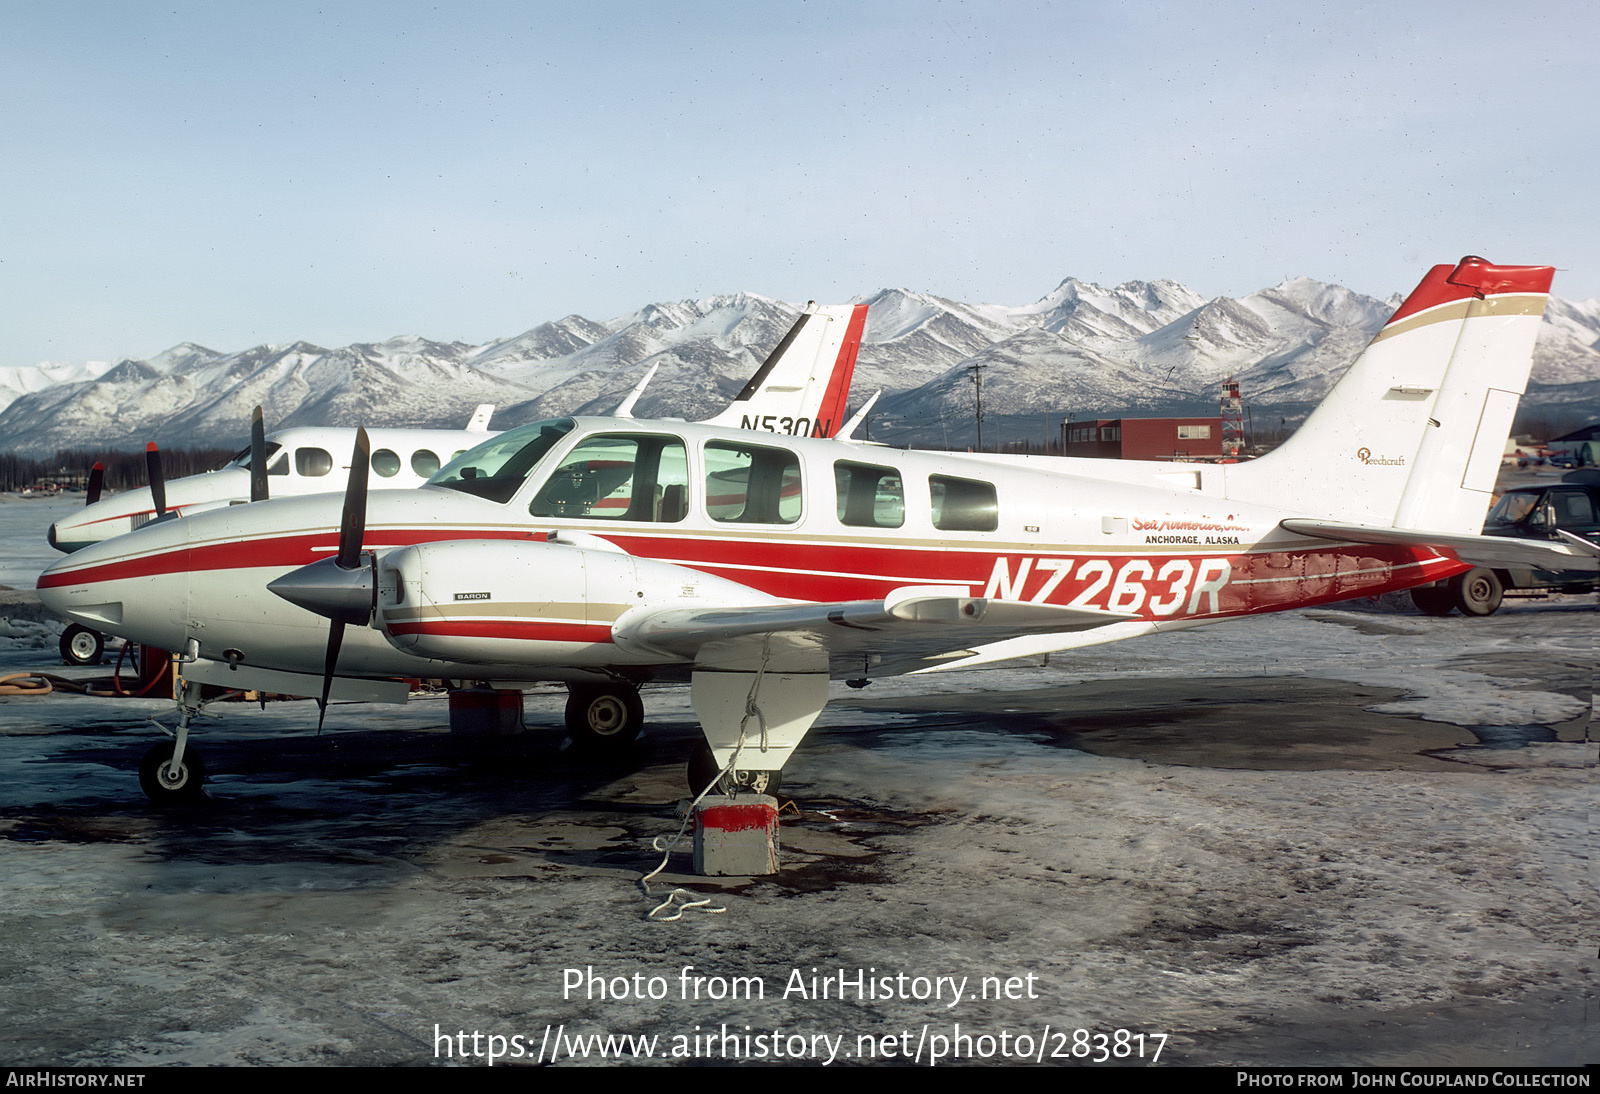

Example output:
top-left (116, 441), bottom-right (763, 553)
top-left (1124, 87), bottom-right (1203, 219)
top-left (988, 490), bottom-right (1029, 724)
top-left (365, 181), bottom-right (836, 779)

top-left (529, 433), bottom-right (688, 521)
top-left (704, 441), bottom-right (802, 524)
top-left (295, 447), bottom-right (334, 477)
top-left (834, 460), bottom-right (904, 528)
top-left (411, 449), bottom-right (441, 477)
top-left (268, 454), bottom-right (287, 476)
top-left (930, 474), bottom-right (999, 532)
top-left (429, 418), bottom-right (575, 504)
top-left (371, 448), bottom-right (402, 477)
top-left (228, 442), bottom-right (282, 469)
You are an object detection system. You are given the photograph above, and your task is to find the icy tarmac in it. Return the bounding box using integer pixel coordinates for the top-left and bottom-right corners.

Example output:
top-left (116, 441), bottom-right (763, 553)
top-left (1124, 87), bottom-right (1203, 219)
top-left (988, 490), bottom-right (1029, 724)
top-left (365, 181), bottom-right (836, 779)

top-left (0, 494), bottom-right (1593, 1067)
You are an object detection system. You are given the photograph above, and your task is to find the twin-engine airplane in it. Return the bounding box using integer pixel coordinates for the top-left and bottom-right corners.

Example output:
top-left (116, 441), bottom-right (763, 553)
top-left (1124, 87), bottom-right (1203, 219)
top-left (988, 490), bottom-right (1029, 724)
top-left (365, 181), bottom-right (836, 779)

top-left (46, 407), bottom-right (499, 555)
top-left (46, 301), bottom-right (865, 554)
top-left (37, 259), bottom-right (1595, 804)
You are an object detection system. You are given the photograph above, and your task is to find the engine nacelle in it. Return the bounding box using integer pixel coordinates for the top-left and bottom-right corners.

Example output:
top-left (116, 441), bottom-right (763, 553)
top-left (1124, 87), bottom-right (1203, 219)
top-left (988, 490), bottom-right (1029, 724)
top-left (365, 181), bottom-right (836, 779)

top-left (374, 538), bottom-right (775, 667)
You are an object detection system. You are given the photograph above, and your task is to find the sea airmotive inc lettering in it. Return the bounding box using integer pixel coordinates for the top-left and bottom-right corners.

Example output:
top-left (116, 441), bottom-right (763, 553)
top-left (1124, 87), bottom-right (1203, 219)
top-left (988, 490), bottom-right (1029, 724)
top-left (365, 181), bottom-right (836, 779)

top-left (982, 556), bottom-right (1232, 616)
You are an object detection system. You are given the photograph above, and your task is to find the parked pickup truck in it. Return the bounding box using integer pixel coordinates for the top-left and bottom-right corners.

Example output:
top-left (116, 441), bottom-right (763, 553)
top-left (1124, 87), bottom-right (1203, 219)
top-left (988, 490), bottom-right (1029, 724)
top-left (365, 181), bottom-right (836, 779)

top-left (1410, 476), bottom-right (1600, 616)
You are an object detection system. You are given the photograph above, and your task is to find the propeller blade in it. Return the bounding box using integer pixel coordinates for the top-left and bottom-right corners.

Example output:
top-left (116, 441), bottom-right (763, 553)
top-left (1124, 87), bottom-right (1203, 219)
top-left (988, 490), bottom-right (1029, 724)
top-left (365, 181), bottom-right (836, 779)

top-left (317, 620), bottom-right (345, 733)
top-left (336, 427), bottom-right (370, 571)
top-left (85, 462), bottom-right (104, 506)
top-left (317, 427), bottom-right (374, 730)
top-left (249, 406), bottom-right (269, 502)
top-left (145, 443), bottom-right (167, 517)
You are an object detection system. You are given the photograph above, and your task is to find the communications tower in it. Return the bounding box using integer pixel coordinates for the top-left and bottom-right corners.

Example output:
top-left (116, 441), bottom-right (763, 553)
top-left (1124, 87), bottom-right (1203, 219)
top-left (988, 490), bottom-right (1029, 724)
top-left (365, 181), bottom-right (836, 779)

top-left (1220, 376), bottom-right (1245, 457)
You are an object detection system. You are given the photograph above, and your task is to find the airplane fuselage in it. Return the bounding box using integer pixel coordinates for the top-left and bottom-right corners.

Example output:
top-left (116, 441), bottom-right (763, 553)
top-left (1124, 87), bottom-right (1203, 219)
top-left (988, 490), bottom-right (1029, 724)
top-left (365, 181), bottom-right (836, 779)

top-left (37, 415), bottom-right (1464, 687)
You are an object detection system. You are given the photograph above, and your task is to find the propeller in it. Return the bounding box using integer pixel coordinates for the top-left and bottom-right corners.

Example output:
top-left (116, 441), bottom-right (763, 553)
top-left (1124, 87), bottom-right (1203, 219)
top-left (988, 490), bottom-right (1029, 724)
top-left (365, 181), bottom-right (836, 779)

top-left (249, 406), bottom-right (269, 502)
top-left (85, 462), bottom-right (104, 506)
top-left (145, 443), bottom-right (167, 518)
top-left (266, 428), bottom-right (374, 730)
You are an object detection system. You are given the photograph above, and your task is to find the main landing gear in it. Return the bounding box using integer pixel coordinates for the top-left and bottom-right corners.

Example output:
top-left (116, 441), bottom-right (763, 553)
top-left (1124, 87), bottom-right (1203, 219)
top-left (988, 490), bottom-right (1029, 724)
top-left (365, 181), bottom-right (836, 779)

top-left (59, 624), bottom-right (105, 666)
top-left (564, 681), bottom-right (645, 750)
top-left (687, 741), bottom-right (781, 797)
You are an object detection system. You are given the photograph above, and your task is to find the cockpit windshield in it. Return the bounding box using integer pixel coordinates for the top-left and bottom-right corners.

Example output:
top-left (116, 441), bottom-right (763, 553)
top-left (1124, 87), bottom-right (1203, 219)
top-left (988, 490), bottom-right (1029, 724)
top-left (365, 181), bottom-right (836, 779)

top-left (427, 418), bottom-right (576, 503)
top-left (225, 442), bottom-right (283, 471)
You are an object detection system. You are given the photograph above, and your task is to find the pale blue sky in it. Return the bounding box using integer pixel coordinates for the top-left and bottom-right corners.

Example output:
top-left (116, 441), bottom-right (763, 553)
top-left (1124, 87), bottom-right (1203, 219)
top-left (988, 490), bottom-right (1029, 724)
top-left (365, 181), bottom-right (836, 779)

top-left (4, 0), bottom-right (1595, 367)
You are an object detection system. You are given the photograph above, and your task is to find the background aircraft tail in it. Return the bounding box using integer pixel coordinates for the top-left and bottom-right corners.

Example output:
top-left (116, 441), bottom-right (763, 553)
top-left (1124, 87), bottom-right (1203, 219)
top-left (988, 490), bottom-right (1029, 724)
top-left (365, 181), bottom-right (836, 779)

top-left (1223, 256), bottom-right (1555, 533)
top-left (701, 303), bottom-right (867, 438)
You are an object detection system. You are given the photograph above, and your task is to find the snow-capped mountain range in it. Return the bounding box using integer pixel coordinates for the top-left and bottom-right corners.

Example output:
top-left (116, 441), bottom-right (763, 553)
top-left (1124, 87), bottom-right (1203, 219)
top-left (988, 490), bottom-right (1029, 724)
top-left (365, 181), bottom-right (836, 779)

top-left (2, 276), bottom-right (1596, 454)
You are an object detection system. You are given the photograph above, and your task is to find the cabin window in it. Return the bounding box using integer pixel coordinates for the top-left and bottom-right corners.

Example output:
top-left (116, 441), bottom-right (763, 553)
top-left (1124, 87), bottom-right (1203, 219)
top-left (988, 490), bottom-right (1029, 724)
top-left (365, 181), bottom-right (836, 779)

top-left (834, 460), bottom-right (904, 528)
top-left (529, 433), bottom-right (689, 522)
top-left (411, 449), bottom-right (440, 477)
top-left (930, 474), bottom-right (999, 532)
top-left (429, 418), bottom-right (575, 504)
top-left (371, 448), bottom-right (402, 477)
top-left (268, 454), bottom-right (288, 476)
top-left (704, 441), bottom-right (802, 524)
top-left (296, 447), bottom-right (334, 477)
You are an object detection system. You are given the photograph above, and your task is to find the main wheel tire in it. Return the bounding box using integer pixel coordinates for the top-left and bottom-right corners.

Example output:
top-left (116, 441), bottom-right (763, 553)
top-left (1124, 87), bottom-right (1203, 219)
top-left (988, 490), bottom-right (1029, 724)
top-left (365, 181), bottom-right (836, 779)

top-left (687, 741), bottom-right (782, 797)
top-left (564, 684), bottom-right (644, 750)
top-left (1451, 568), bottom-right (1503, 616)
top-left (138, 742), bottom-right (206, 803)
top-left (1408, 586), bottom-right (1455, 617)
top-left (60, 624), bottom-right (104, 666)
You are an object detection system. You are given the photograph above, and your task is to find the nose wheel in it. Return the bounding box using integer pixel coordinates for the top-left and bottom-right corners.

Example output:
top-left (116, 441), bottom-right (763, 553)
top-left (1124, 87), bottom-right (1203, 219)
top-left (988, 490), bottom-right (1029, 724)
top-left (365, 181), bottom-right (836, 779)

top-left (138, 741), bottom-right (206, 803)
top-left (565, 682), bottom-right (644, 751)
top-left (138, 676), bottom-right (208, 804)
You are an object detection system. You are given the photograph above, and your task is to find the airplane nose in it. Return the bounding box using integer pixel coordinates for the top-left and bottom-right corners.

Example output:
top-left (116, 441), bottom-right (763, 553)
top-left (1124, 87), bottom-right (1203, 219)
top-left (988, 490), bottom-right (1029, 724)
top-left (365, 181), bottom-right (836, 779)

top-left (35, 557), bottom-right (125, 631)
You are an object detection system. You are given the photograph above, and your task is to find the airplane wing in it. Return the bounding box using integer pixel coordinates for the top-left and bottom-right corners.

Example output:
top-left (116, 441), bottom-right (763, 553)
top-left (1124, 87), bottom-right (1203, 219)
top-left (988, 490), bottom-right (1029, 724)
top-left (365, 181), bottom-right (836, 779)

top-left (1279, 519), bottom-right (1600, 571)
top-left (616, 586), bottom-right (1136, 675)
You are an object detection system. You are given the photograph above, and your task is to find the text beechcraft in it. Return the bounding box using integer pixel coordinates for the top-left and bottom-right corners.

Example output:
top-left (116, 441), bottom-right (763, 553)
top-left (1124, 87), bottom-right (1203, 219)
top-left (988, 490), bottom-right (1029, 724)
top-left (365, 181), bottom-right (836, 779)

top-left (37, 259), bottom-right (1598, 803)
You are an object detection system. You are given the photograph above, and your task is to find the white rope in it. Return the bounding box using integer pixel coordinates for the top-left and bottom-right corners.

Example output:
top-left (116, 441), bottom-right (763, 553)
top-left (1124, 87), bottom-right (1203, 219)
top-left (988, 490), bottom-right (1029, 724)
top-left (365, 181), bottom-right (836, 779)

top-left (638, 641), bottom-right (772, 921)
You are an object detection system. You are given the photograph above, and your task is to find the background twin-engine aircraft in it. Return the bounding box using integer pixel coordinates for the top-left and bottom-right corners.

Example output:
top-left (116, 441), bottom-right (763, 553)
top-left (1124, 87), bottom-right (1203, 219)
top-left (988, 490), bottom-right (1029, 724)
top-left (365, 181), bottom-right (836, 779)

top-left (47, 303), bottom-right (866, 553)
top-left (37, 260), bottom-right (1596, 803)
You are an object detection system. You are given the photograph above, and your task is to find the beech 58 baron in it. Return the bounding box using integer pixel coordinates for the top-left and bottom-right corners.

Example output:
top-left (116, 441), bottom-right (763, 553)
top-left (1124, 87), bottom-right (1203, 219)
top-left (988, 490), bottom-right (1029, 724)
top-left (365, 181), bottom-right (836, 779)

top-left (37, 259), bottom-right (1596, 803)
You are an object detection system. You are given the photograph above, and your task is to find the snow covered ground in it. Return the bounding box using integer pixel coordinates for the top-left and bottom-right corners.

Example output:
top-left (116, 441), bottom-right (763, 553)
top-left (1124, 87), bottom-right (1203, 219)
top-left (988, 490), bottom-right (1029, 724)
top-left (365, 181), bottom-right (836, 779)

top-left (0, 494), bottom-right (1593, 1067)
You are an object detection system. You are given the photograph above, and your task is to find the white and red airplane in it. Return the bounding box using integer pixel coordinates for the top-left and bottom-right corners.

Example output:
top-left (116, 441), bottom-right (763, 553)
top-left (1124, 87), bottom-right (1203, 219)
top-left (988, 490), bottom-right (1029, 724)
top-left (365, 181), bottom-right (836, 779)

top-left (36, 259), bottom-right (1595, 804)
top-left (46, 301), bottom-right (865, 554)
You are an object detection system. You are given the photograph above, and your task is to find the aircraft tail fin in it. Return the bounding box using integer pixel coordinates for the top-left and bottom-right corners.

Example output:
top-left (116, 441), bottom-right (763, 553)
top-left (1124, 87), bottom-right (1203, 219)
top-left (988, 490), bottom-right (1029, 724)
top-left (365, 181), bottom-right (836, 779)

top-left (465, 404), bottom-right (495, 433)
top-left (701, 303), bottom-right (867, 438)
top-left (1224, 257), bottom-right (1554, 534)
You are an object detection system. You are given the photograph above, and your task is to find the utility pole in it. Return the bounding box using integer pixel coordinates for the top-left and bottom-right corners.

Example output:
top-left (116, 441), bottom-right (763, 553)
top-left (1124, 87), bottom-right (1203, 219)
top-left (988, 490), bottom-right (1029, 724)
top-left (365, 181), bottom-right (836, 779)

top-left (968, 363), bottom-right (985, 451)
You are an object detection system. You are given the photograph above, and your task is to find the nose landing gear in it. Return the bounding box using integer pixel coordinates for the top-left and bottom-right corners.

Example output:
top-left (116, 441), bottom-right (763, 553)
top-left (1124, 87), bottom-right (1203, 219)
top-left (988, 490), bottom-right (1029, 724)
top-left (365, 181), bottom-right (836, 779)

top-left (139, 678), bottom-right (208, 804)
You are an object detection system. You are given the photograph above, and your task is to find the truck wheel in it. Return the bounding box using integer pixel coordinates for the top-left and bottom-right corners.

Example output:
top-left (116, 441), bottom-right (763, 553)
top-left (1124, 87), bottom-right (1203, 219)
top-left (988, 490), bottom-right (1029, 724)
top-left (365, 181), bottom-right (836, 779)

top-left (1451, 568), bottom-right (1503, 616)
top-left (1408, 586), bottom-right (1455, 616)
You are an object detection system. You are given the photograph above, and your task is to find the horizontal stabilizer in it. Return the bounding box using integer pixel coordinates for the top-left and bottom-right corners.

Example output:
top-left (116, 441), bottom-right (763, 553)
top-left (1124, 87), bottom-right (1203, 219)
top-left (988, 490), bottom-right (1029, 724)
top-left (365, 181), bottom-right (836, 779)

top-left (1279, 519), bottom-right (1600, 573)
